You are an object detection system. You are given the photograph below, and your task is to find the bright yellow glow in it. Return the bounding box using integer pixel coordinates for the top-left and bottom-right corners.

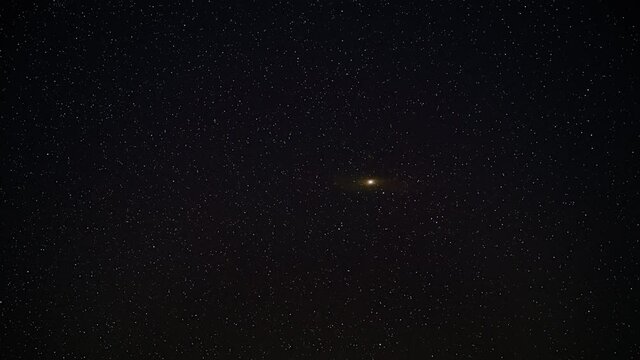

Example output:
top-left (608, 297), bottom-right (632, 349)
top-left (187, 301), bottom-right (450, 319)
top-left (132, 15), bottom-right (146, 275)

top-left (365, 179), bottom-right (376, 185)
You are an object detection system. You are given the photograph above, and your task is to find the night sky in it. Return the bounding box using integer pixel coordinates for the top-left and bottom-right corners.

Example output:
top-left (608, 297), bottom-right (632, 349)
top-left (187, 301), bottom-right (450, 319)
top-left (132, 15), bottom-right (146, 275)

top-left (2, 1), bottom-right (640, 358)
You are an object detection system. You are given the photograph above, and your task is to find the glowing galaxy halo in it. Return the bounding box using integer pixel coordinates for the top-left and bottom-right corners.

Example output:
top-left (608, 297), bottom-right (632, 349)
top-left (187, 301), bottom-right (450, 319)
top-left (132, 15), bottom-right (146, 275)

top-left (334, 175), bottom-right (411, 193)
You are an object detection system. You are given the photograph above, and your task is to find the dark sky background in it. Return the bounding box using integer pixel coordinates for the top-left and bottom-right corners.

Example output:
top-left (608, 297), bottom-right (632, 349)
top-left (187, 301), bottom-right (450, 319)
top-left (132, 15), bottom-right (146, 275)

top-left (2, 1), bottom-right (639, 358)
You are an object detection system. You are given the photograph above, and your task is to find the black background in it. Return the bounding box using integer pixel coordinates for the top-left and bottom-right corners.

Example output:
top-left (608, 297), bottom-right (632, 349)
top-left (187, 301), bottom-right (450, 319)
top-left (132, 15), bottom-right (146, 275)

top-left (2, 1), bottom-right (639, 358)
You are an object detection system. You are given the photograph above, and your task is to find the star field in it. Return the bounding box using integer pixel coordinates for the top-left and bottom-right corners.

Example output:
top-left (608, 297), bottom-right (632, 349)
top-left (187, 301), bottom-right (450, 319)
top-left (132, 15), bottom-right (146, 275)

top-left (2, 1), bottom-right (640, 359)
